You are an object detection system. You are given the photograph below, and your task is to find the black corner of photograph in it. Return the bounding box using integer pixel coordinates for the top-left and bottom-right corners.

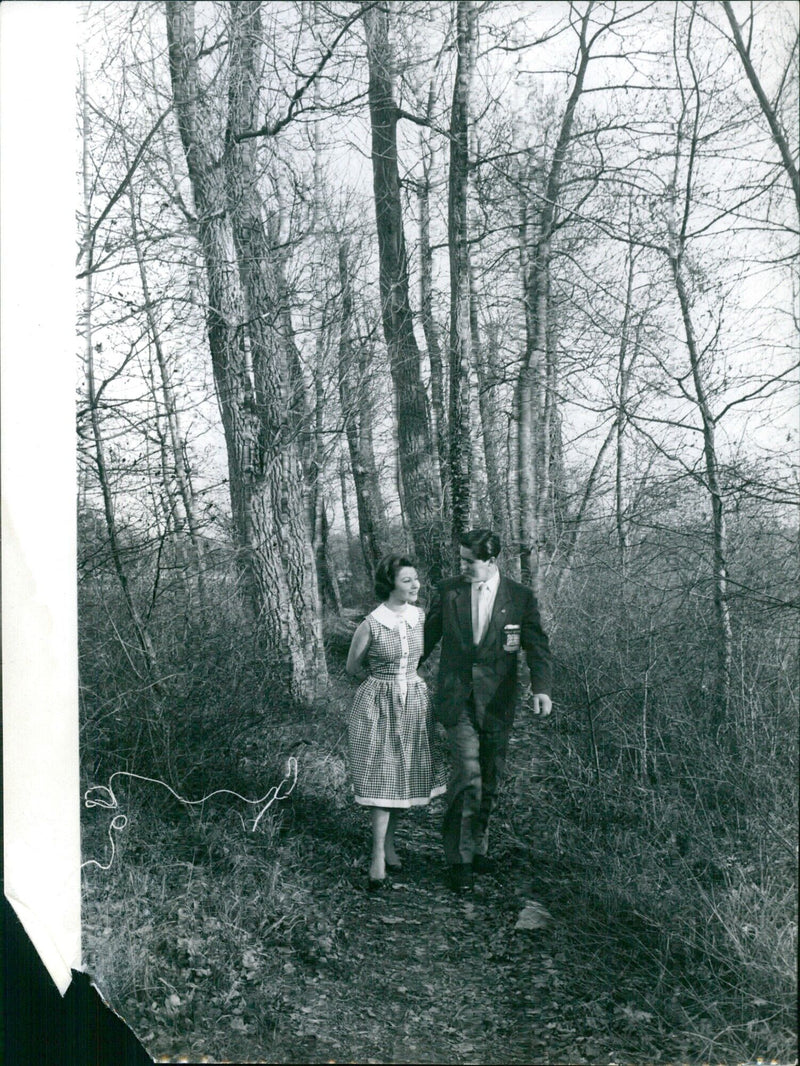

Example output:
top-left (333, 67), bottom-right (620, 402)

top-left (3, 897), bottom-right (153, 1066)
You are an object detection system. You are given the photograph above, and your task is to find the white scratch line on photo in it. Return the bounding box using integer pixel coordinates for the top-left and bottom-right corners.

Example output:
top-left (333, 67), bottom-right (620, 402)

top-left (80, 756), bottom-right (299, 872)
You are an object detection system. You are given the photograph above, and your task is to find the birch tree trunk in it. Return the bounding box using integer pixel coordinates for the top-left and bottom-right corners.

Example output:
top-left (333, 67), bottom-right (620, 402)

top-left (363, 3), bottom-right (444, 581)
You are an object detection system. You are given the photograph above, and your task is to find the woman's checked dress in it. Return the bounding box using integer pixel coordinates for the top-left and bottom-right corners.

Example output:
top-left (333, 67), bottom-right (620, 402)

top-left (348, 604), bottom-right (447, 807)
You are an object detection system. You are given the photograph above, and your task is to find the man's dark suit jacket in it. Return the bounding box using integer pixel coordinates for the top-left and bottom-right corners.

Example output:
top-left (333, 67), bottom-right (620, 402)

top-left (422, 574), bottom-right (552, 730)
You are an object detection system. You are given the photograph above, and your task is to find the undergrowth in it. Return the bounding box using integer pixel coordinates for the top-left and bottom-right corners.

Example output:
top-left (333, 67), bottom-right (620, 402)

top-left (79, 520), bottom-right (798, 1063)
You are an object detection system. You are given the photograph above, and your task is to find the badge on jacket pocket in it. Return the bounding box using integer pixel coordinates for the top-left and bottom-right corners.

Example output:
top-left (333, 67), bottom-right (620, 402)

top-left (503, 624), bottom-right (521, 652)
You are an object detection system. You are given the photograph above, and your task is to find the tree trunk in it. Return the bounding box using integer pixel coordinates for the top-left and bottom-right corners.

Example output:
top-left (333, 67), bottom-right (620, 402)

top-left (224, 0), bottom-right (326, 694)
top-left (517, 6), bottom-right (595, 592)
top-left (418, 141), bottom-right (448, 510)
top-left (615, 247), bottom-right (638, 578)
top-left (537, 271), bottom-right (555, 546)
top-left (310, 333), bottom-right (342, 614)
top-left (363, 3), bottom-right (444, 581)
top-left (672, 257), bottom-right (733, 723)
top-left (338, 450), bottom-right (363, 583)
top-left (554, 421), bottom-right (616, 598)
top-left (166, 1), bottom-right (327, 701)
top-left (669, 5), bottom-right (733, 727)
top-left (337, 238), bottom-right (384, 585)
top-left (448, 0), bottom-right (477, 554)
top-left (475, 316), bottom-right (512, 550)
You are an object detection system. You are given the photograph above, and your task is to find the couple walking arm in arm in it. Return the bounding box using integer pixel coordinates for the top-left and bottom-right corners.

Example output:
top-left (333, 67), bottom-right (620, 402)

top-left (346, 530), bottom-right (552, 895)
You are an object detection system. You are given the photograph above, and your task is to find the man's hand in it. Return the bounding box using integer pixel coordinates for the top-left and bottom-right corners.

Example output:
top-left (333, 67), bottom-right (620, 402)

top-left (532, 693), bottom-right (552, 717)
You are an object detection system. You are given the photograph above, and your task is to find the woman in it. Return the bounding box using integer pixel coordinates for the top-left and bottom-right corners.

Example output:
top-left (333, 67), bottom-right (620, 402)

top-left (346, 554), bottom-right (447, 890)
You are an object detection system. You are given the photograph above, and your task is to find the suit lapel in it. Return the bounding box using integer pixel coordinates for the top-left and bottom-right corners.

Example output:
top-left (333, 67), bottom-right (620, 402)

top-left (451, 580), bottom-right (473, 648)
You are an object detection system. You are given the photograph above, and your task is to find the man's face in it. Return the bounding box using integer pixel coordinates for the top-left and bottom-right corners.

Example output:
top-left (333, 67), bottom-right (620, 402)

top-left (459, 547), bottom-right (494, 584)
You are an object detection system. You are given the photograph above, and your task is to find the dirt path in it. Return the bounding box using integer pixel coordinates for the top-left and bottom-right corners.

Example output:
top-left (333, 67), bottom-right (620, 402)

top-left (262, 796), bottom-right (687, 1066)
top-left (82, 692), bottom-right (747, 1065)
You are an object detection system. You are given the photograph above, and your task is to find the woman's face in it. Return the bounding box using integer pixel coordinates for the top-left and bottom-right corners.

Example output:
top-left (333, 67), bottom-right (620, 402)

top-left (392, 566), bottom-right (420, 603)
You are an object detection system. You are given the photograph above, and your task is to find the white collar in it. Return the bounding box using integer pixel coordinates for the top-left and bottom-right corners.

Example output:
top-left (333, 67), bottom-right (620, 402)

top-left (471, 568), bottom-right (500, 594)
top-left (372, 603), bottom-right (420, 629)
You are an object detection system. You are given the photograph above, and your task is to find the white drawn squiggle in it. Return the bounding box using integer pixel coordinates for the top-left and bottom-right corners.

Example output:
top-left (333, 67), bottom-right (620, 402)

top-left (81, 757), bottom-right (298, 871)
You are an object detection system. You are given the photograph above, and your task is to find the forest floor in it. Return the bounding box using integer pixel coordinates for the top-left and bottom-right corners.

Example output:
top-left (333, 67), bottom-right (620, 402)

top-left (81, 672), bottom-right (796, 1066)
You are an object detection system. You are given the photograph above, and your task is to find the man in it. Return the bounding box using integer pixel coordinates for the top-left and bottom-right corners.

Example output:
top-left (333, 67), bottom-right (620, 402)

top-left (423, 529), bottom-right (552, 893)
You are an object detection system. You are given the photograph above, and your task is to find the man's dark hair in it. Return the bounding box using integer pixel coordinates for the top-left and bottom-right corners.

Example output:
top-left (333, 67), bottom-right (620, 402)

top-left (459, 529), bottom-right (501, 561)
top-left (374, 554), bottom-right (417, 600)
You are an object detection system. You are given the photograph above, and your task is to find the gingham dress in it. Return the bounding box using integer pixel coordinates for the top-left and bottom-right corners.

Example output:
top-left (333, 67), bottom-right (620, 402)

top-left (348, 604), bottom-right (448, 807)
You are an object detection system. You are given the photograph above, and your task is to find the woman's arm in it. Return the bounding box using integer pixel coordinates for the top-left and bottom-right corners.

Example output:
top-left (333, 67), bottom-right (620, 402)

top-left (346, 619), bottom-right (372, 676)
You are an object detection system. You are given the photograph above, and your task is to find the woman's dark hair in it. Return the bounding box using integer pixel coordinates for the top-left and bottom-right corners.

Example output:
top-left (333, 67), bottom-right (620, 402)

top-left (375, 554), bottom-right (417, 600)
top-left (459, 528), bottom-right (501, 561)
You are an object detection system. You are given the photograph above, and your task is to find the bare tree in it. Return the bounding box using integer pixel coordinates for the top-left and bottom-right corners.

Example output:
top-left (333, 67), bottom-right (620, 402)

top-left (337, 237), bottom-right (385, 585)
top-left (720, 0), bottom-right (800, 220)
top-left (363, 2), bottom-right (445, 581)
top-left (166, 1), bottom-right (327, 700)
top-left (516, 2), bottom-right (600, 592)
top-left (447, 0), bottom-right (478, 553)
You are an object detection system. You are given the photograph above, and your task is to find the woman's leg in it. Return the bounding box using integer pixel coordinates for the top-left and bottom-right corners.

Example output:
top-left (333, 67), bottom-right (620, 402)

top-left (385, 810), bottom-right (401, 866)
top-left (369, 807), bottom-right (390, 881)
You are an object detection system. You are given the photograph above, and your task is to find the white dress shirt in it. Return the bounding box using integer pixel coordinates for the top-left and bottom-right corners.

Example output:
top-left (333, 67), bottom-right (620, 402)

top-left (470, 567), bottom-right (500, 645)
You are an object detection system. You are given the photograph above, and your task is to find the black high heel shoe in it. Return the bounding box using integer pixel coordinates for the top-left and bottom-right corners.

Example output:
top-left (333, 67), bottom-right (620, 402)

top-left (367, 876), bottom-right (387, 892)
top-left (385, 860), bottom-right (402, 873)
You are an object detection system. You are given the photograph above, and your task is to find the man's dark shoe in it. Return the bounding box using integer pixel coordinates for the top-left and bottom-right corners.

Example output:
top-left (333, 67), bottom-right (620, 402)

top-left (472, 854), bottom-right (495, 876)
top-left (448, 863), bottom-right (474, 894)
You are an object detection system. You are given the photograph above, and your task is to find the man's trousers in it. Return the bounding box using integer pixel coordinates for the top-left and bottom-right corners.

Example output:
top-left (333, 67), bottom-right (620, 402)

top-left (442, 702), bottom-right (510, 866)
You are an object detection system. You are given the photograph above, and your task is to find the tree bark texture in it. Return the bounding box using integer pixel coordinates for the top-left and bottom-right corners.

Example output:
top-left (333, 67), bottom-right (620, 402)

top-left (448, 0), bottom-right (477, 555)
top-left (363, 3), bottom-right (445, 582)
top-left (166, 0), bottom-right (327, 701)
top-left (337, 239), bottom-right (385, 585)
top-left (475, 316), bottom-right (513, 552)
top-left (418, 142), bottom-right (449, 512)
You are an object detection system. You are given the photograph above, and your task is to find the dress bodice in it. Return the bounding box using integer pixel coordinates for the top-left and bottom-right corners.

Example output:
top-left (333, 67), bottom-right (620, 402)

top-left (365, 605), bottom-right (424, 683)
